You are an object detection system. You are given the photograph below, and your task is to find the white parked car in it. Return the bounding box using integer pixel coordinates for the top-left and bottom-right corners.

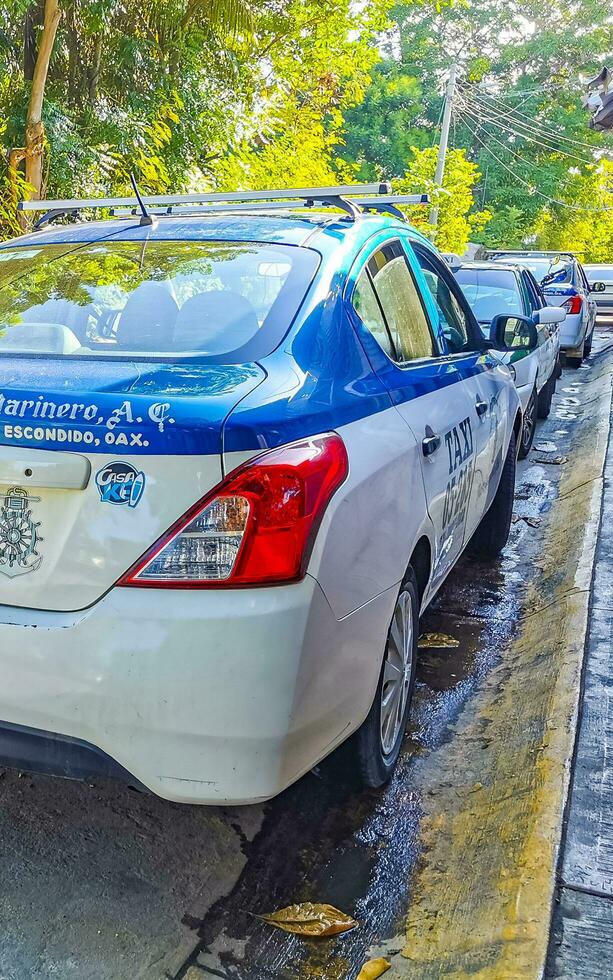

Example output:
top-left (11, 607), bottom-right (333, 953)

top-left (453, 262), bottom-right (564, 457)
top-left (0, 185), bottom-right (537, 804)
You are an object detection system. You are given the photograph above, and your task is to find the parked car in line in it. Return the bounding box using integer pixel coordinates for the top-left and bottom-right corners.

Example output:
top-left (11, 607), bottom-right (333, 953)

top-left (584, 264), bottom-right (613, 322)
top-left (452, 262), bottom-right (564, 458)
top-left (486, 250), bottom-right (603, 368)
top-left (0, 185), bottom-right (537, 805)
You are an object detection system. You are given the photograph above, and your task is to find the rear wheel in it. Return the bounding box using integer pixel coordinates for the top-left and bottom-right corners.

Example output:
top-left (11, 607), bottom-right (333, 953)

top-left (469, 432), bottom-right (516, 560)
top-left (351, 568), bottom-right (419, 789)
top-left (537, 374), bottom-right (554, 419)
top-left (518, 389), bottom-right (537, 459)
top-left (567, 355), bottom-right (583, 369)
top-left (584, 331), bottom-right (594, 357)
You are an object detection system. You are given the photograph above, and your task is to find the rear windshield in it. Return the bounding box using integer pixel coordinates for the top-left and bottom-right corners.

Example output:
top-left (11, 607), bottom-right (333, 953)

top-left (0, 240), bottom-right (318, 361)
top-left (491, 255), bottom-right (573, 285)
top-left (585, 265), bottom-right (613, 281)
top-left (454, 268), bottom-right (522, 323)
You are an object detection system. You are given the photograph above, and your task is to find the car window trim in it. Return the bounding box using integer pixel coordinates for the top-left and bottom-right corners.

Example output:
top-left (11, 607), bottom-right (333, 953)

top-left (348, 236), bottom-right (443, 367)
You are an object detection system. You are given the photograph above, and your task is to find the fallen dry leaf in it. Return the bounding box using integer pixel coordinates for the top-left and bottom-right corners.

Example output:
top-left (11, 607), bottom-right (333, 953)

top-left (531, 454), bottom-right (568, 465)
top-left (356, 958), bottom-right (391, 979)
top-left (525, 516), bottom-right (541, 528)
top-left (256, 902), bottom-right (357, 937)
top-left (418, 632), bottom-right (459, 649)
top-left (511, 514), bottom-right (541, 528)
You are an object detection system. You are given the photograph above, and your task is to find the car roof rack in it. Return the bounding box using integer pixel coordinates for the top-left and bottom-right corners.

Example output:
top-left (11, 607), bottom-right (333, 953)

top-left (18, 185), bottom-right (429, 230)
top-left (485, 249), bottom-right (577, 258)
top-left (109, 193), bottom-right (429, 220)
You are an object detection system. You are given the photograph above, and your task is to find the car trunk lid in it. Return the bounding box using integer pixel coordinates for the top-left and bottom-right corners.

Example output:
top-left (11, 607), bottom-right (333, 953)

top-left (0, 357), bottom-right (265, 611)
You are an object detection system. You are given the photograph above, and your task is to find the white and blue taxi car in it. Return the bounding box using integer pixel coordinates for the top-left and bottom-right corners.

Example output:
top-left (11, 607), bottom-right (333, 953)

top-left (0, 185), bottom-right (535, 804)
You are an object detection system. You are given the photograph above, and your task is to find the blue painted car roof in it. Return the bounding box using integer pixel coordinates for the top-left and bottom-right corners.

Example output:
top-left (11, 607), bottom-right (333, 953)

top-left (1, 210), bottom-right (430, 256)
top-left (0, 209), bottom-right (445, 457)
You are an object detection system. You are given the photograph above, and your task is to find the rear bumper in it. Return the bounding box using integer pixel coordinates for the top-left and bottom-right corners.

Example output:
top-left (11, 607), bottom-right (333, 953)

top-left (0, 580), bottom-right (394, 804)
top-left (559, 313), bottom-right (587, 355)
top-left (0, 719), bottom-right (147, 788)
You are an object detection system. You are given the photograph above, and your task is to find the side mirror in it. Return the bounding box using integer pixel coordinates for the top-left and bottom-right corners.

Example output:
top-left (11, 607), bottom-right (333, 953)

top-left (590, 281), bottom-right (606, 293)
top-left (535, 306), bottom-right (566, 325)
top-left (489, 313), bottom-right (539, 352)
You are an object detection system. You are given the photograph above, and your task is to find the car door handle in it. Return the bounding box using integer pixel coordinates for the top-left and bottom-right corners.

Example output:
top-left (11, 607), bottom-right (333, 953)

top-left (422, 434), bottom-right (441, 457)
top-left (476, 399), bottom-right (488, 418)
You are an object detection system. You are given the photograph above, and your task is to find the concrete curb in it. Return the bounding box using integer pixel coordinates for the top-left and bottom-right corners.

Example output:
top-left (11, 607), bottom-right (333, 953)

top-left (399, 354), bottom-right (613, 978)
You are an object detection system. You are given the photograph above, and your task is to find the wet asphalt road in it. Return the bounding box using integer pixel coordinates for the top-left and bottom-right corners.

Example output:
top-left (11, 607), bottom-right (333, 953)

top-left (0, 330), bottom-right (611, 980)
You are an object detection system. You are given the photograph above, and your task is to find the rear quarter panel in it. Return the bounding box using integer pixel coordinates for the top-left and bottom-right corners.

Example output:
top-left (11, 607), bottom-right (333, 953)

top-left (223, 274), bottom-right (432, 620)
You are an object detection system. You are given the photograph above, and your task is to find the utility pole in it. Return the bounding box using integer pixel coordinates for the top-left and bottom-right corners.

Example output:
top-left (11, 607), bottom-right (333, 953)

top-left (429, 62), bottom-right (458, 230)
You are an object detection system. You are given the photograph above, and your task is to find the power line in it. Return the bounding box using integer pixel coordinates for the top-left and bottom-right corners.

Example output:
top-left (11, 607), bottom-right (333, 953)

top-left (462, 87), bottom-right (540, 124)
top-left (457, 91), bottom-right (599, 165)
top-left (463, 84), bottom-right (609, 150)
top-left (457, 109), bottom-right (612, 213)
top-left (456, 103), bottom-right (580, 194)
top-left (458, 90), bottom-right (598, 163)
top-left (459, 82), bottom-right (613, 154)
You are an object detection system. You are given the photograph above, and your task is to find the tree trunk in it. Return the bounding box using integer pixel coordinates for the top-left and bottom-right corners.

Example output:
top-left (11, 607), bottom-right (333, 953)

top-left (8, 149), bottom-right (27, 230)
top-left (24, 0), bottom-right (61, 200)
top-left (65, 2), bottom-right (78, 105)
top-left (24, 2), bottom-right (44, 81)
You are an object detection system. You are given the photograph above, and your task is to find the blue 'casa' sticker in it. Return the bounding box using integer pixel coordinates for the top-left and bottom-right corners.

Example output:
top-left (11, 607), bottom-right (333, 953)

top-left (95, 461), bottom-right (146, 508)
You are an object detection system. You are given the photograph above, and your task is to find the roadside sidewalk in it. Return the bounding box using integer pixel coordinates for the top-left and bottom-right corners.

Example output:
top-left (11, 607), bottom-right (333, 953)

top-left (547, 347), bottom-right (613, 977)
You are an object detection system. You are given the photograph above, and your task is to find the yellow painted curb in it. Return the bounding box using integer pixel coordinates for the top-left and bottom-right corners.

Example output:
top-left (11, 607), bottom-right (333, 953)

top-left (401, 363), bottom-right (613, 978)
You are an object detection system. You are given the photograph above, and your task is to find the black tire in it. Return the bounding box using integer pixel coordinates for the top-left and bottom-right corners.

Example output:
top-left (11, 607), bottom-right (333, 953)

top-left (518, 389), bottom-right (537, 459)
top-left (350, 567), bottom-right (419, 789)
top-left (567, 354), bottom-right (583, 369)
top-left (584, 331), bottom-right (593, 357)
top-left (555, 355), bottom-right (563, 380)
top-left (537, 374), bottom-right (553, 419)
top-left (469, 432), bottom-right (516, 560)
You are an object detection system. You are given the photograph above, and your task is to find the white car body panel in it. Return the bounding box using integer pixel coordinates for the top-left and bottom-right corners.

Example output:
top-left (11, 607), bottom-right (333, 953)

top-left (0, 579), bottom-right (397, 803)
top-left (0, 452), bottom-right (224, 611)
top-left (0, 219), bottom-right (523, 805)
top-left (541, 286), bottom-right (595, 357)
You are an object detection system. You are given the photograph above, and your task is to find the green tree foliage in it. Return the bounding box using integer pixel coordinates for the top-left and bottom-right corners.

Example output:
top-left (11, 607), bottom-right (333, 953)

top-left (215, 0), bottom-right (390, 191)
top-left (0, 0), bottom-right (390, 232)
top-left (397, 146), bottom-right (490, 251)
top-left (532, 162), bottom-right (613, 262)
top-left (340, 0), bottom-right (613, 258)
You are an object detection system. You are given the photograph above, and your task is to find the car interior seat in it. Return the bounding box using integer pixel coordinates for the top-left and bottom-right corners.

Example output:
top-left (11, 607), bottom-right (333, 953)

top-left (116, 282), bottom-right (179, 351)
top-left (172, 290), bottom-right (260, 354)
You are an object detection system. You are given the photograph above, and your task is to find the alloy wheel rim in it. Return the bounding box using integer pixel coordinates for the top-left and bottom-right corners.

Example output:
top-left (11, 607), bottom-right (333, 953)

top-left (522, 395), bottom-right (536, 449)
top-left (380, 589), bottom-right (414, 756)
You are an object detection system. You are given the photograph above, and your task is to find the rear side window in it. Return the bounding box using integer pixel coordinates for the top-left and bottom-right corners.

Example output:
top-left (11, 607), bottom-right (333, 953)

top-left (353, 271), bottom-right (394, 358)
top-left (364, 241), bottom-right (435, 362)
top-left (454, 268), bottom-right (523, 323)
top-left (0, 240), bottom-right (318, 362)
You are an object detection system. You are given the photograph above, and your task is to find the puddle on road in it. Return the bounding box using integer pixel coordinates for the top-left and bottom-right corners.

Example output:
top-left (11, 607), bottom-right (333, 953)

top-left (177, 481), bottom-right (559, 980)
top-left (175, 337), bottom-right (609, 980)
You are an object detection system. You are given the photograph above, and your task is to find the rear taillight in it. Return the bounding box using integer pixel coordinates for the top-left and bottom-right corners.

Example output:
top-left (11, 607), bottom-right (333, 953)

top-left (118, 433), bottom-right (348, 588)
top-left (562, 295), bottom-right (583, 315)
